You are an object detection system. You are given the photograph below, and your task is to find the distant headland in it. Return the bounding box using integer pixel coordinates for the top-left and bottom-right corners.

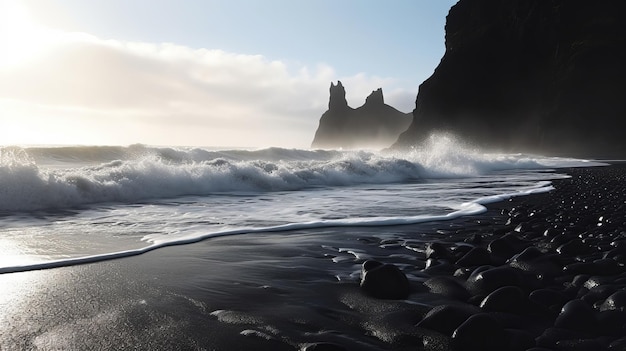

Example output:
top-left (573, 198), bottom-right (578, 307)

top-left (314, 0), bottom-right (626, 158)
top-left (311, 81), bottom-right (411, 149)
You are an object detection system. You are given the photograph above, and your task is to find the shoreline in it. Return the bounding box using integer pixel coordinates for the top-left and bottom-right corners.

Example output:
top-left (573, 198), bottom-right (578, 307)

top-left (0, 164), bottom-right (624, 350)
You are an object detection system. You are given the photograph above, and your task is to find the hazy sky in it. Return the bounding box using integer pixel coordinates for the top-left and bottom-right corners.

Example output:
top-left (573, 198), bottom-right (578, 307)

top-left (0, 0), bottom-right (457, 148)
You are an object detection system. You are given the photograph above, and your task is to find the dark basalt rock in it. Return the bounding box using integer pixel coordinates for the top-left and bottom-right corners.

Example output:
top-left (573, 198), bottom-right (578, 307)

top-left (423, 258), bottom-right (459, 276)
top-left (424, 276), bottom-right (471, 301)
top-left (529, 288), bottom-right (569, 312)
top-left (535, 328), bottom-right (589, 349)
top-left (359, 260), bottom-right (410, 300)
top-left (554, 299), bottom-right (598, 334)
top-left (311, 81), bottom-right (411, 149)
top-left (451, 313), bottom-right (507, 351)
top-left (479, 286), bottom-right (527, 314)
top-left (425, 242), bottom-right (453, 260)
top-left (600, 290), bottom-right (626, 312)
top-left (488, 234), bottom-right (530, 263)
top-left (394, 0), bottom-right (626, 158)
top-left (557, 239), bottom-right (590, 257)
top-left (509, 247), bottom-right (563, 281)
top-left (564, 259), bottom-right (623, 276)
top-left (456, 247), bottom-right (492, 267)
top-left (466, 266), bottom-right (526, 296)
top-left (597, 310), bottom-right (626, 337)
top-left (505, 329), bottom-right (537, 351)
top-left (554, 338), bottom-right (607, 351)
top-left (609, 337), bottom-right (626, 350)
top-left (302, 342), bottom-right (348, 351)
top-left (417, 304), bottom-right (479, 336)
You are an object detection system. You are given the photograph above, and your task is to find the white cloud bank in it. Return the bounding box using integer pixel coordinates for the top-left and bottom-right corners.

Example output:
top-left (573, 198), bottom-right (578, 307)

top-left (0, 32), bottom-right (417, 148)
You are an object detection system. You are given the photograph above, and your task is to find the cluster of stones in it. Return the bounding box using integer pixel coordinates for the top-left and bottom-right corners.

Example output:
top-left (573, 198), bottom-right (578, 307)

top-left (360, 166), bottom-right (626, 351)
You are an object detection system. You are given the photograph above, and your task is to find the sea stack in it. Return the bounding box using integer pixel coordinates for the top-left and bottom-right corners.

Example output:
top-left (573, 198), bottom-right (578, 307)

top-left (395, 0), bottom-right (626, 158)
top-left (311, 81), bottom-right (411, 149)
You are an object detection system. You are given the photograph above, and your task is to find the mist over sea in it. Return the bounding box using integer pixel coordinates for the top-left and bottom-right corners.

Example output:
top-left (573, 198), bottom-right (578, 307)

top-left (0, 136), bottom-right (602, 273)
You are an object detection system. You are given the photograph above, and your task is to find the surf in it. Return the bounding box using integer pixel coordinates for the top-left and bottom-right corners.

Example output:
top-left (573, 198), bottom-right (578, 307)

top-left (0, 138), bottom-right (603, 213)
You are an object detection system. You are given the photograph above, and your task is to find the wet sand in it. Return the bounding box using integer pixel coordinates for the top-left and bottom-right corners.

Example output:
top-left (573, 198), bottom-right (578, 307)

top-left (1, 164), bottom-right (625, 350)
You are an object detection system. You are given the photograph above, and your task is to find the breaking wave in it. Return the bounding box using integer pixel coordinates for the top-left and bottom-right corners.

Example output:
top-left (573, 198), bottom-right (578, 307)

top-left (0, 136), bottom-right (602, 212)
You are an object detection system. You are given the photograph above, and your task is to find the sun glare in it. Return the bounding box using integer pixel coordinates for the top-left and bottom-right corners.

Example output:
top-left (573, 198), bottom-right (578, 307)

top-left (0, 0), bottom-right (55, 67)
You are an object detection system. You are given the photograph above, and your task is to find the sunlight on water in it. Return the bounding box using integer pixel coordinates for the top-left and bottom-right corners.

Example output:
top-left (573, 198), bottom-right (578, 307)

top-left (0, 239), bottom-right (52, 327)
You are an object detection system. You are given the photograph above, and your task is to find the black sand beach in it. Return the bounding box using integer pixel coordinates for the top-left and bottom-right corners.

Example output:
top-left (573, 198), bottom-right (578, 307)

top-left (1, 164), bottom-right (625, 351)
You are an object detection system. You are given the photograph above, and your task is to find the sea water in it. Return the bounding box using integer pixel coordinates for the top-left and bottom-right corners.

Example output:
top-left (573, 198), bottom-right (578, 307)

top-left (0, 135), bottom-right (604, 273)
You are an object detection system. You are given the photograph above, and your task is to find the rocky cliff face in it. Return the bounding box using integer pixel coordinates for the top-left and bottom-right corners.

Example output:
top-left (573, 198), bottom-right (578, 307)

top-left (396, 0), bottom-right (626, 158)
top-left (311, 81), bottom-right (412, 149)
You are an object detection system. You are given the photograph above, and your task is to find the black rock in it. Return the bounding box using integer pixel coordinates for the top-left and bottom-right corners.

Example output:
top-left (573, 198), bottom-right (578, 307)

top-left (423, 258), bottom-right (458, 276)
top-left (609, 337), bottom-right (626, 350)
top-left (479, 286), bottom-right (527, 314)
top-left (509, 247), bottom-right (563, 280)
top-left (565, 258), bottom-right (624, 276)
top-left (557, 239), bottom-right (590, 257)
top-left (597, 310), bottom-right (626, 337)
top-left (487, 238), bottom-right (517, 262)
top-left (505, 329), bottom-right (537, 351)
top-left (456, 247), bottom-right (492, 267)
top-left (466, 266), bottom-right (526, 296)
top-left (417, 304), bottom-right (479, 336)
top-left (581, 285), bottom-right (619, 306)
top-left (554, 338), bottom-right (607, 351)
top-left (360, 260), bottom-right (410, 300)
top-left (302, 342), bottom-right (348, 351)
top-left (535, 328), bottom-right (589, 349)
top-left (394, 0), bottom-right (626, 158)
top-left (600, 290), bottom-right (626, 312)
top-left (425, 242), bottom-right (453, 260)
top-left (554, 299), bottom-right (598, 334)
top-left (529, 289), bottom-right (569, 311)
top-left (452, 313), bottom-right (507, 351)
top-left (424, 276), bottom-right (471, 302)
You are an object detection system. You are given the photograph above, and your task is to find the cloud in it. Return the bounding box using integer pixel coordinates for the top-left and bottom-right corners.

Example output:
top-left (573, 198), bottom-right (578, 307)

top-left (0, 32), bottom-right (416, 147)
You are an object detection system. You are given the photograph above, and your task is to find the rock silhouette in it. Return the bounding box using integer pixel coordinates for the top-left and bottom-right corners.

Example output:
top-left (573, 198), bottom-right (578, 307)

top-left (395, 0), bottom-right (626, 158)
top-left (311, 81), bottom-right (411, 149)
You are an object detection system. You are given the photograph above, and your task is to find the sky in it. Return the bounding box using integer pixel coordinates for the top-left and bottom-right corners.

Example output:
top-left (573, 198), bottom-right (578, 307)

top-left (0, 0), bottom-right (458, 148)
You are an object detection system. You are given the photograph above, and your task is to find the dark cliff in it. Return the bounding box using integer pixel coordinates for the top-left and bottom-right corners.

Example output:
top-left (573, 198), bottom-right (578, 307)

top-left (396, 0), bottom-right (626, 158)
top-left (311, 81), bottom-right (412, 149)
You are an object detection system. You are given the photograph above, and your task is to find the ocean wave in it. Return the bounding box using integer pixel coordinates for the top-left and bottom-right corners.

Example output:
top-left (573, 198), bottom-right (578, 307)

top-left (0, 137), bottom-right (603, 212)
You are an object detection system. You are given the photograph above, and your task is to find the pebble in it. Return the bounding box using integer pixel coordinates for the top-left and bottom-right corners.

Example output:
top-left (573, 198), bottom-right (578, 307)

top-left (451, 313), bottom-right (507, 351)
top-left (600, 290), bottom-right (626, 312)
top-left (529, 288), bottom-right (569, 312)
top-left (466, 266), bottom-right (526, 296)
top-left (417, 304), bottom-right (479, 336)
top-left (360, 260), bottom-right (410, 300)
top-left (557, 239), bottom-right (589, 256)
top-left (423, 276), bottom-right (470, 301)
top-left (425, 242), bottom-right (452, 260)
top-left (554, 299), bottom-right (597, 334)
top-left (456, 247), bottom-right (492, 267)
top-left (354, 166), bottom-right (626, 349)
top-left (479, 286), bottom-right (527, 314)
top-left (301, 342), bottom-right (348, 351)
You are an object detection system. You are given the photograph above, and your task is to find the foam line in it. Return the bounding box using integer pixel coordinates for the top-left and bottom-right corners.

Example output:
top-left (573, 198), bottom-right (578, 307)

top-left (0, 182), bottom-right (554, 274)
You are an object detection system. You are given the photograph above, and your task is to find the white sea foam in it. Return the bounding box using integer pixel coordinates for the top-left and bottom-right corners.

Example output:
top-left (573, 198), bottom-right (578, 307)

top-left (0, 138), bottom-right (603, 212)
top-left (0, 177), bottom-right (554, 274)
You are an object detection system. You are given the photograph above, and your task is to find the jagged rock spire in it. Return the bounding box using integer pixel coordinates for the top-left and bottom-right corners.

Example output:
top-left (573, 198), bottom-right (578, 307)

top-left (312, 81), bottom-right (412, 149)
top-left (329, 81), bottom-right (348, 110)
top-left (365, 88), bottom-right (384, 105)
